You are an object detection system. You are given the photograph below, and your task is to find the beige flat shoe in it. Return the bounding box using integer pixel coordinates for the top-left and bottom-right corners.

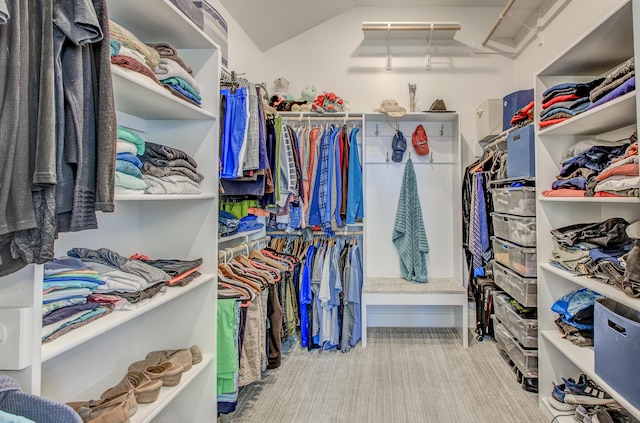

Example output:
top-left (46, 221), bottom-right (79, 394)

top-left (101, 371), bottom-right (163, 404)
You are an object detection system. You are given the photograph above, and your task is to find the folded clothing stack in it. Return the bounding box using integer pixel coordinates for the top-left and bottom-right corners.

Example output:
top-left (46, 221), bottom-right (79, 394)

top-left (115, 125), bottom-right (147, 194)
top-left (549, 217), bottom-right (640, 299)
top-left (42, 258), bottom-right (113, 343)
top-left (218, 210), bottom-right (264, 238)
top-left (109, 20), bottom-right (161, 85)
top-left (140, 141), bottom-right (203, 194)
top-left (539, 78), bottom-right (603, 128)
top-left (551, 288), bottom-right (603, 347)
top-left (542, 131), bottom-right (637, 197)
top-left (587, 57), bottom-right (635, 111)
top-left (149, 43), bottom-right (202, 107)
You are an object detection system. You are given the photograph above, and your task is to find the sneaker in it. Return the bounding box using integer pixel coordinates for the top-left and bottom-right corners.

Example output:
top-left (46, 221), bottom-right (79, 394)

top-left (593, 407), bottom-right (640, 423)
top-left (562, 375), bottom-right (618, 406)
top-left (575, 405), bottom-right (602, 423)
top-left (550, 383), bottom-right (578, 412)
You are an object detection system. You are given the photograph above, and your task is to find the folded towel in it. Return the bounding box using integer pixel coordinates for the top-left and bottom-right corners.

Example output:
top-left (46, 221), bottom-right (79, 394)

top-left (117, 125), bottom-right (146, 156)
top-left (160, 76), bottom-right (201, 100)
top-left (110, 39), bottom-right (121, 57)
top-left (147, 42), bottom-right (193, 74)
top-left (111, 54), bottom-right (162, 87)
top-left (115, 171), bottom-right (147, 190)
top-left (109, 20), bottom-right (160, 69)
top-left (154, 57), bottom-right (200, 94)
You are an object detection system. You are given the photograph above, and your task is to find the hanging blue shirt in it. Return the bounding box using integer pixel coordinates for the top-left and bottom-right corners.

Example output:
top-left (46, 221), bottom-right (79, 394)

top-left (300, 245), bottom-right (315, 348)
top-left (346, 127), bottom-right (364, 223)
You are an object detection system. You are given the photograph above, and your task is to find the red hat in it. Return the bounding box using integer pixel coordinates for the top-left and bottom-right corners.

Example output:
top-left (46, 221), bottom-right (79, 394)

top-left (412, 124), bottom-right (429, 156)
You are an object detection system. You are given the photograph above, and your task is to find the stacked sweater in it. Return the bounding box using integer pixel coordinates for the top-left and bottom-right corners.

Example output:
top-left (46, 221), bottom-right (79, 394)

top-left (115, 125), bottom-right (147, 194)
top-left (587, 57), bottom-right (635, 111)
top-left (42, 258), bottom-right (112, 343)
top-left (542, 131), bottom-right (637, 197)
top-left (149, 43), bottom-right (202, 107)
top-left (109, 20), bottom-right (161, 85)
top-left (539, 78), bottom-right (603, 128)
top-left (140, 142), bottom-right (203, 194)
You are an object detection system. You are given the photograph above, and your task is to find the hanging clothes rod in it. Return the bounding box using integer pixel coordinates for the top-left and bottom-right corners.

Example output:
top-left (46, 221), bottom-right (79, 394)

top-left (482, 0), bottom-right (517, 46)
top-left (283, 116), bottom-right (364, 122)
top-left (268, 230), bottom-right (363, 236)
top-left (362, 22), bottom-right (461, 32)
top-left (218, 236), bottom-right (271, 260)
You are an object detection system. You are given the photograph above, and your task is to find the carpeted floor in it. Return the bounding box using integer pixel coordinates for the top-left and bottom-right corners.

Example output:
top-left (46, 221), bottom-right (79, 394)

top-left (220, 327), bottom-right (547, 423)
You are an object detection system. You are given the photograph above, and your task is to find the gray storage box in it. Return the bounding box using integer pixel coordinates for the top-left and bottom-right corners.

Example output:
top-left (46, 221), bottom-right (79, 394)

top-left (490, 212), bottom-right (536, 247)
top-left (169, 0), bottom-right (204, 29)
top-left (492, 261), bottom-right (537, 307)
top-left (594, 298), bottom-right (640, 409)
top-left (507, 125), bottom-right (535, 178)
top-left (490, 186), bottom-right (536, 217)
top-left (491, 237), bottom-right (537, 277)
top-left (493, 292), bottom-right (538, 348)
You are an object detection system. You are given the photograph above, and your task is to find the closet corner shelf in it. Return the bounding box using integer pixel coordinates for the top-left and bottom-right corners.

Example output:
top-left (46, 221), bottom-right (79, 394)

top-left (537, 91), bottom-right (636, 137)
top-left (131, 355), bottom-right (214, 423)
top-left (218, 228), bottom-right (265, 244)
top-left (111, 66), bottom-right (216, 121)
top-left (538, 196), bottom-right (640, 204)
top-left (41, 274), bottom-right (215, 363)
top-left (540, 263), bottom-right (640, 310)
top-left (366, 111), bottom-right (458, 123)
top-left (108, 0), bottom-right (216, 50)
top-left (541, 330), bottom-right (640, 420)
top-left (115, 193), bottom-right (217, 202)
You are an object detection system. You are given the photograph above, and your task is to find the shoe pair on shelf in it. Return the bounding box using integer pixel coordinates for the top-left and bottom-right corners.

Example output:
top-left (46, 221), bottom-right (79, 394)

top-left (68, 345), bottom-right (202, 423)
top-left (575, 405), bottom-right (640, 423)
top-left (549, 374), bottom-right (618, 412)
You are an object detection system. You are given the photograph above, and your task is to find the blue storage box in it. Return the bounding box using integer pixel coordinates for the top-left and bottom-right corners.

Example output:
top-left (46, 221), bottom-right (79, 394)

top-left (507, 125), bottom-right (535, 178)
top-left (503, 89), bottom-right (534, 131)
top-left (594, 298), bottom-right (640, 409)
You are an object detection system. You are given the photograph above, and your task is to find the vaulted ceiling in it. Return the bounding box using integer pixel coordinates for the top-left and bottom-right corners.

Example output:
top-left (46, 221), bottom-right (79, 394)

top-left (218, 0), bottom-right (551, 52)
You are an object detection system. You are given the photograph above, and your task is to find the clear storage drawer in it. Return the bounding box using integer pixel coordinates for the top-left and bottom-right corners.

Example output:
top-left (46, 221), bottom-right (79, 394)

top-left (493, 321), bottom-right (538, 378)
top-left (491, 237), bottom-right (537, 277)
top-left (492, 261), bottom-right (537, 307)
top-left (493, 292), bottom-right (538, 348)
top-left (490, 212), bottom-right (536, 247)
top-left (490, 187), bottom-right (536, 217)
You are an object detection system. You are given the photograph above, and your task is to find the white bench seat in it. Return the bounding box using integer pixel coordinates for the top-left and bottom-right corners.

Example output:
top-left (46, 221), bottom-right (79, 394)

top-left (361, 277), bottom-right (468, 348)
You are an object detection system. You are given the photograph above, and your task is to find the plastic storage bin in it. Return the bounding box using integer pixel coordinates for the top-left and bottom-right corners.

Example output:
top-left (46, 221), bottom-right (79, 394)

top-left (494, 321), bottom-right (538, 378)
top-left (491, 237), bottom-right (537, 277)
top-left (594, 298), bottom-right (640, 410)
top-left (490, 186), bottom-right (536, 217)
top-left (476, 99), bottom-right (503, 142)
top-left (492, 261), bottom-right (537, 307)
top-left (507, 125), bottom-right (535, 178)
top-left (194, 1), bottom-right (229, 69)
top-left (493, 292), bottom-right (538, 348)
top-left (169, 0), bottom-right (204, 29)
top-left (490, 212), bottom-right (536, 247)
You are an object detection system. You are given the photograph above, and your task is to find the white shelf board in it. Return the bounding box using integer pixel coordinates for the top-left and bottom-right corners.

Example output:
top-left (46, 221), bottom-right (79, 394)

top-left (540, 263), bottom-right (640, 311)
top-left (539, 196), bottom-right (640, 204)
top-left (538, 91), bottom-right (636, 137)
top-left (537, 1), bottom-right (633, 77)
top-left (218, 228), bottom-right (265, 244)
top-left (542, 330), bottom-right (640, 420)
top-left (365, 112), bottom-right (459, 123)
top-left (116, 193), bottom-right (217, 201)
top-left (112, 66), bottom-right (215, 121)
top-left (131, 355), bottom-right (214, 423)
top-left (41, 274), bottom-right (215, 362)
top-left (108, 0), bottom-right (216, 49)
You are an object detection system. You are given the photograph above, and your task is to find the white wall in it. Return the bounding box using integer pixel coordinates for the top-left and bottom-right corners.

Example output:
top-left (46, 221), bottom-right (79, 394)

top-left (261, 6), bottom-right (516, 165)
top-left (204, 0), bottom-right (264, 82)
top-left (513, 0), bottom-right (627, 89)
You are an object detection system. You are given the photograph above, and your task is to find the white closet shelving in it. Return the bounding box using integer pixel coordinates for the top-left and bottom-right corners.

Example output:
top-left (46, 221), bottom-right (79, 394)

top-left (535, 1), bottom-right (639, 420)
top-left (0, 1), bottom-right (220, 421)
top-left (361, 112), bottom-right (467, 347)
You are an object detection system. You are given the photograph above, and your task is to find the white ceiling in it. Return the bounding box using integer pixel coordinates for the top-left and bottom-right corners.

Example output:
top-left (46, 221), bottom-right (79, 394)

top-left (218, 0), bottom-right (550, 52)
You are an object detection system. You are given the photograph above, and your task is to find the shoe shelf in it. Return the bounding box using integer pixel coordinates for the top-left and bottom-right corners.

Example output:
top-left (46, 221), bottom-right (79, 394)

top-left (541, 330), bottom-right (640, 420)
top-left (131, 354), bottom-right (214, 423)
top-left (41, 274), bottom-right (215, 363)
top-left (539, 264), bottom-right (640, 311)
